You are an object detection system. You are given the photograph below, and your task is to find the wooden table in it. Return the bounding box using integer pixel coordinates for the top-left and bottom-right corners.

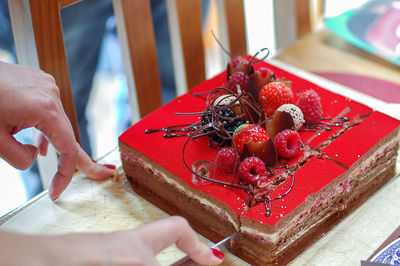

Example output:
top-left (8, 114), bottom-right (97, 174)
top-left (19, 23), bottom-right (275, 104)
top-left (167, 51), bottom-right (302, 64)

top-left (1, 29), bottom-right (400, 265)
top-left (275, 28), bottom-right (400, 85)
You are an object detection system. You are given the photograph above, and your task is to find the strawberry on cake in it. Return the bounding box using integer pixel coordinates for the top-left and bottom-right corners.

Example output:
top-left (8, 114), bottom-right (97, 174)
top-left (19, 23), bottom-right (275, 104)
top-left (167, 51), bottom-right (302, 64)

top-left (117, 55), bottom-right (400, 265)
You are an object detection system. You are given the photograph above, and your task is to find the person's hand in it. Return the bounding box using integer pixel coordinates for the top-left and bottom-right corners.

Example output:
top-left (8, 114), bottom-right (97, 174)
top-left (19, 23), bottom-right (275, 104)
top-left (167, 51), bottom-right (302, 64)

top-left (1, 216), bottom-right (225, 265)
top-left (0, 61), bottom-right (114, 200)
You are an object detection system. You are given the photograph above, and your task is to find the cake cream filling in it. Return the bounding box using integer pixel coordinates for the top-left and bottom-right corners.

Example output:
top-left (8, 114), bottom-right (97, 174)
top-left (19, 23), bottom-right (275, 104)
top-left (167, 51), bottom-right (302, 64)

top-left (241, 138), bottom-right (399, 251)
top-left (123, 153), bottom-right (240, 231)
top-left (241, 226), bottom-right (279, 242)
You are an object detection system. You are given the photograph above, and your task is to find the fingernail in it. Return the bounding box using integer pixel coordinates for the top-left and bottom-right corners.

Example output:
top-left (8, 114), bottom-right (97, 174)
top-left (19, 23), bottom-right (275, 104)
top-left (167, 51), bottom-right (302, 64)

top-left (104, 164), bottom-right (116, 170)
top-left (211, 248), bottom-right (224, 260)
top-left (91, 158), bottom-right (97, 163)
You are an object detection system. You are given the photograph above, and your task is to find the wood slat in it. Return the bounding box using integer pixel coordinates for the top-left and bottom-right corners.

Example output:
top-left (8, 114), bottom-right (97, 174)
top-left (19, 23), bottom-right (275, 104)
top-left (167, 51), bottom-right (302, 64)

top-left (167, 0), bottom-right (205, 94)
top-left (220, 0), bottom-right (247, 57)
top-left (273, 0), bottom-right (297, 50)
top-left (113, 0), bottom-right (162, 119)
top-left (29, 0), bottom-right (80, 142)
top-left (8, 0), bottom-right (40, 69)
top-left (176, 0), bottom-right (205, 90)
top-left (311, 0), bottom-right (325, 28)
top-left (296, 0), bottom-right (312, 38)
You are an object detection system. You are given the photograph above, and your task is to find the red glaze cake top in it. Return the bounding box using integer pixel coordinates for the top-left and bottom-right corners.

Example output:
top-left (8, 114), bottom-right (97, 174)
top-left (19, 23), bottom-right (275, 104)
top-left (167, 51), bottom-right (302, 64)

top-left (120, 60), bottom-right (400, 226)
top-left (322, 111), bottom-right (400, 168)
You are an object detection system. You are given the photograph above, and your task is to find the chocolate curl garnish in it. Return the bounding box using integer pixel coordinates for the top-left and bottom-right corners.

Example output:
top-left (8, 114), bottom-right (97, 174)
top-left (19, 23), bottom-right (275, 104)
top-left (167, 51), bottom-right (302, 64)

top-left (242, 139), bottom-right (277, 167)
top-left (266, 110), bottom-right (295, 140)
top-left (226, 47), bottom-right (270, 82)
top-left (241, 47), bottom-right (271, 85)
top-left (192, 160), bottom-right (214, 186)
top-left (248, 47), bottom-right (271, 65)
top-left (229, 90), bottom-right (264, 125)
top-left (207, 87), bottom-right (264, 125)
top-left (230, 96), bottom-right (260, 124)
top-left (211, 30), bottom-right (270, 77)
top-left (247, 68), bottom-right (275, 104)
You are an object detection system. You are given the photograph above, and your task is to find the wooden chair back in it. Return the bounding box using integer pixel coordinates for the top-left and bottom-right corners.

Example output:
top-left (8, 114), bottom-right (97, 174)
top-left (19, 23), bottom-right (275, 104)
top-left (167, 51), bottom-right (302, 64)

top-left (7, 0), bottom-right (318, 186)
top-left (113, 0), bottom-right (248, 121)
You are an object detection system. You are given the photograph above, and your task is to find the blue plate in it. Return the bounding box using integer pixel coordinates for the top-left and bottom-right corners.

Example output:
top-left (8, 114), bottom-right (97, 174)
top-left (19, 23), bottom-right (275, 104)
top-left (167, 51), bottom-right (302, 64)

top-left (372, 237), bottom-right (400, 265)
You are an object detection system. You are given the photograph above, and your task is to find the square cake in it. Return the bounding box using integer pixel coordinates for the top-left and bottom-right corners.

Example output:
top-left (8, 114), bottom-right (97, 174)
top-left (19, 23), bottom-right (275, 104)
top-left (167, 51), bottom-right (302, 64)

top-left (118, 57), bottom-right (400, 265)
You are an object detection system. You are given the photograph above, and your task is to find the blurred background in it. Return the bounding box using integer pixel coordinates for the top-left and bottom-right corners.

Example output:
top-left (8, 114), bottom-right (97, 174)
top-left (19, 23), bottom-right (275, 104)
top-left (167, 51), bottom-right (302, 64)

top-left (0, 0), bottom-right (373, 216)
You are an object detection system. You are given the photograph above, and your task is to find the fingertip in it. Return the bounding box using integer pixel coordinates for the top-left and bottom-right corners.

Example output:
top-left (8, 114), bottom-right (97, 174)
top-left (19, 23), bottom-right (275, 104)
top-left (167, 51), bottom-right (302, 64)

top-left (170, 216), bottom-right (224, 265)
top-left (76, 146), bottom-right (114, 180)
top-left (48, 187), bottom-right (58, 201)
top-left (48, 171), bottom-right (72, 201)
top-left (87, 163), bottom-right (115, 180)
top-left (48, 183), bottom-right (58, 201)
top-left (188, 242), bottom-right (225, 265)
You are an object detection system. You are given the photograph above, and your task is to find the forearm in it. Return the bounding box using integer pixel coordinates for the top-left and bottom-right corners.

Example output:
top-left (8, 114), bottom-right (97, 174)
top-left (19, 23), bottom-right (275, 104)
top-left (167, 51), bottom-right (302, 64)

top-left (0, 230), bottom-right (47, 266)
top-left (0, 230), bottom-right (104, 266)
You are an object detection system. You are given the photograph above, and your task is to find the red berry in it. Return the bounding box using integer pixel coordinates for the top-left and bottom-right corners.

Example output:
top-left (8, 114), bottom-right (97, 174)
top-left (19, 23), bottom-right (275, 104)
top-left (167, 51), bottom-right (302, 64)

top-left (258, 67), bottom-right (274, 79)
top-left (226, 71), bottom-right (248, 91)
top-left (239, 157), bottom-right (268, 185)
top-left (273, 129), bottom-right (301, 159)
top-left (231, 56), bottom-right (248, 69)
top-left (216, 147), bottom-right (240, 173)
top-left (233, 124), bottom-right (269, 155)
top-left (259, 81), bottom-right (294, 117)
top-left (296, 89), bottom-right (323, 125)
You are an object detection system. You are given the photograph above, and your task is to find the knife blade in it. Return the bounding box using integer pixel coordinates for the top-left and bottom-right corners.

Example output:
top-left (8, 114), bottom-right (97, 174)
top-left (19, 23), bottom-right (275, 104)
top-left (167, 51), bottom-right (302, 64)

top-left (170, 232), bottom-right (238, 266)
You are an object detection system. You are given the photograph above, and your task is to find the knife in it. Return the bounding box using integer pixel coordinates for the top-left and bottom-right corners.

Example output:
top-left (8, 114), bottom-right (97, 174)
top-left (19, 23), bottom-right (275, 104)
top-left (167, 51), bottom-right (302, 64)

top-left (170, 232), bottom-right (238, 266)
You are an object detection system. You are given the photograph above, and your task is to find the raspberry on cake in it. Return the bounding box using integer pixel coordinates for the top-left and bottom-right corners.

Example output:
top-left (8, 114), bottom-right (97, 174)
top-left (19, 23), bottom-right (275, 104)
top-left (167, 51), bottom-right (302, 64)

top-left (216, 147), bottom-right (239, 173)
top-left (273, 129), bottom-right (302, 159)
top-left (118, 57), bottom-right (400, 265)
top-left (238, 156), bottom-right (269, 185)
top-left (225, 71), bottom-right (248, 91)
top-left (231, 55), bottom-right (248, 69)
top-left (296, 89), bottom-right (323, 125)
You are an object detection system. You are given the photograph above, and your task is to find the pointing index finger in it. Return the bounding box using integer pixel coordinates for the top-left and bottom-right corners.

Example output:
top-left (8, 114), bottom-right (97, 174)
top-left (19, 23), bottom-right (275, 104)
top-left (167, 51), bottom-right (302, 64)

top-left (35, 106), bottom-right (78, 200)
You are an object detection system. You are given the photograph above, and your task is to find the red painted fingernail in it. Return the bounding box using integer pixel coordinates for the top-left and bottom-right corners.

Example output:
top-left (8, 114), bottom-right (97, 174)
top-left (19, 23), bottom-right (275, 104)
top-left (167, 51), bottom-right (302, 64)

top-left (104, 164), bottom-right (116, 170)
top-left (211, 248), bottom-right (224, 260)
top-left (91, 158), bottom-right (97, 163)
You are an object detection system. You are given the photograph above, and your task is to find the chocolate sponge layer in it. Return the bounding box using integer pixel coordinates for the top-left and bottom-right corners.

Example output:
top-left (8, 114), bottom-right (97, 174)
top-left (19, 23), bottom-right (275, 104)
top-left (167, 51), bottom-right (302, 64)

top-left (119, 141), bottom-right (240, 244)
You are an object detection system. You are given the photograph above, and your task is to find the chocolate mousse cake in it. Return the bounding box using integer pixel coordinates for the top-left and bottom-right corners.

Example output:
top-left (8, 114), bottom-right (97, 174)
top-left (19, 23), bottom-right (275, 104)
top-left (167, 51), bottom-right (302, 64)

top-left (118, 57), bottom-right (400, 265)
